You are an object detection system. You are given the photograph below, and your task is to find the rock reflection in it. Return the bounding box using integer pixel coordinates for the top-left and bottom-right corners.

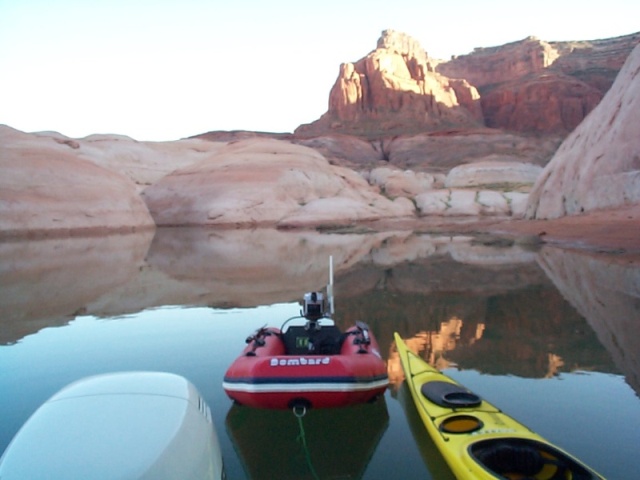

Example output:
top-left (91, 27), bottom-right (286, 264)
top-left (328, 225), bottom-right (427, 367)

top-left (537, 247), bottom-right (640, 393)
top-left (144, 227), bottom-right (395, 306)
top-left (2, 227), bottom-right (638, 393)
top-left (346, 284), bottom-right (614, 384)
top-left (0, 231), bottom-right (153, 344)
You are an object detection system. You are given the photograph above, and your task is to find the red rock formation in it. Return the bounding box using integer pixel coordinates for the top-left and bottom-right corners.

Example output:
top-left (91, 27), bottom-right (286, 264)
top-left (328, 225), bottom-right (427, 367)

top-left (438, 36), bottom-right (560, 89)
top-left (549, 32), bottom-right (640, 93)
top-left (438, 33), bottom-right (640, 94)
top-left (481, 72), bottom-right (603, 134)
top-left (296, 30), bottom-right (483, 138)
top-left (297, 30), bottom-right (639, 138)
top-left (438, 33), bottom-right (639, 134)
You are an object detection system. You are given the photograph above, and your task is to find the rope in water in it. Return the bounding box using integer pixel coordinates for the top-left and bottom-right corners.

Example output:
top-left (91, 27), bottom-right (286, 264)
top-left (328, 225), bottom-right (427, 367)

top-left (294, 405), bottom-right (321, 480)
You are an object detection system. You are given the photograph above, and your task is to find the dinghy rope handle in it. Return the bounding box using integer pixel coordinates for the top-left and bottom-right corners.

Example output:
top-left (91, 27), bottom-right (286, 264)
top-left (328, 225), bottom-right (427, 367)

top-left (293, 404), bottom-right (307, 418)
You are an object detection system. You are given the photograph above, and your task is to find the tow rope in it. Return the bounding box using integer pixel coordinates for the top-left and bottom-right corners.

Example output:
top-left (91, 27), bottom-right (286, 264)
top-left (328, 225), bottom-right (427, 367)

top-left (293, 405), bottom-right (320, 480)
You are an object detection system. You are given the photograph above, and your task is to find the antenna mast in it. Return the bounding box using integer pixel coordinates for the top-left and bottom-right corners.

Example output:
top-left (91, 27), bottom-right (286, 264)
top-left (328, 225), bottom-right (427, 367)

top-left (327, 255), bottom-right (335, 315)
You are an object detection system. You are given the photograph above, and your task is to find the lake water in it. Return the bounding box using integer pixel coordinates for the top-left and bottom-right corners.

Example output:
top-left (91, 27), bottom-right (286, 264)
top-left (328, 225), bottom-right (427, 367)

top-left (1, 227), bottom-right (639, 479)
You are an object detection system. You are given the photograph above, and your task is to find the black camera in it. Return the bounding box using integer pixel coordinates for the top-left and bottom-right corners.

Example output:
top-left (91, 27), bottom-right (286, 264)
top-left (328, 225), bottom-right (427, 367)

top-left (302, 292), bottom-right (325, 320)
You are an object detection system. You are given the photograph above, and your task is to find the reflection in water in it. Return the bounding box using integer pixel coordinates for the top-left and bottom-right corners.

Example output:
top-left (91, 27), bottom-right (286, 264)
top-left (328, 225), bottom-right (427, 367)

top-left (392, 383), bottom-right (456, 480)
top-left (341, 286), bottom-right (616, 381)
top-left (386, 319), bottom-right (482, 386)
top-left (1, 228), bottom-right (640, 479)
top-left (226, 399), bottom-right (388, 480)
top-left (1, 227), bottom-right (636, 387)
top-left (394, 319), bottom-right (482, 370)
top-left (538, 248), bottom-right (640, 393)
top-left (145, 227), bottom-right (395, 307)
top-left (0, 231), bottom-right (153, 344)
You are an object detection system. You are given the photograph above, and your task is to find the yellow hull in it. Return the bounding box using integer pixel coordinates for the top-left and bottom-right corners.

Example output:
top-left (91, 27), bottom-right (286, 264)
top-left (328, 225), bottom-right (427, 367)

top-left (394, 333), bottom-right (605, 480)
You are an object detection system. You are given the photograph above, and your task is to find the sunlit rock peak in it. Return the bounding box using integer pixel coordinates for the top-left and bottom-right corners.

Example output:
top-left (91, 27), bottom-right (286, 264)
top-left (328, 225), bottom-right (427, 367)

top-left (376, 29), bottom-right (430, 66)
top-left (295, 30), bottom-right (483, 138)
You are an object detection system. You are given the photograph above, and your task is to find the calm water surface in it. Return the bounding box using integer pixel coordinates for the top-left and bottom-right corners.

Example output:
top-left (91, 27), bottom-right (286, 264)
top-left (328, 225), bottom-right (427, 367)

top-left (1, 228), bottom-right (639, 479)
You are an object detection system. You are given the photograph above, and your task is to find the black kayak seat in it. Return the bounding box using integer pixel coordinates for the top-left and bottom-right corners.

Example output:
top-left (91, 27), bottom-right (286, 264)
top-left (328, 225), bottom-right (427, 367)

top-left (420, 381), bottom-right (482, 408)
top-left (470, 438), bottom-right (599, 480)
top-left (473, 440), bottom-right (545, 477)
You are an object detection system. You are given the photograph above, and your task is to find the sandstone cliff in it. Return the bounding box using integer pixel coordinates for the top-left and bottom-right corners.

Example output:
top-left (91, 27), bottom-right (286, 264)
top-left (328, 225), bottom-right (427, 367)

top-left (296, 30), bottom-right (483, 139)
top-left (526, 43), bottom-right (640, 218)
top-left (479, 72), bottom-right (603, 134)
top-left (298, 31), bottom-right (639, 138)
top-left (438, 33), bottom-right (640, 135)
top-left (438, 33), bottom-right (640, 93)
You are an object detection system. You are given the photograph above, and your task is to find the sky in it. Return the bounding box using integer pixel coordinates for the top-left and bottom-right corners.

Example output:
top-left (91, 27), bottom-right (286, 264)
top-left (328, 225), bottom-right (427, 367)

top-left (1, 0), bottom-right (639, 141)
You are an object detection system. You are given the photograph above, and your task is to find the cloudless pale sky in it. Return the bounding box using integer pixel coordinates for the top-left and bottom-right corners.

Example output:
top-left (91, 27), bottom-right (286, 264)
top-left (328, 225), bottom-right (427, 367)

top-left (1, 0), bottom-right (638, 141)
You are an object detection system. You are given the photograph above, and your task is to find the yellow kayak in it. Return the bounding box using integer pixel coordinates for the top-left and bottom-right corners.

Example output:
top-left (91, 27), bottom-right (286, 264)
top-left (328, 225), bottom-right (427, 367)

top-left (394, 333), bottom-right (605, 480)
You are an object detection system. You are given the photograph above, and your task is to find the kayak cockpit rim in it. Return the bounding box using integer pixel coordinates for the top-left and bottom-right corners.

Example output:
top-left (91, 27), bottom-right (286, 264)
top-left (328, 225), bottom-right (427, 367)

top-left (469, 438), bottom-right (602, 480)
top-left (420, 380), bottom-right (483, 408)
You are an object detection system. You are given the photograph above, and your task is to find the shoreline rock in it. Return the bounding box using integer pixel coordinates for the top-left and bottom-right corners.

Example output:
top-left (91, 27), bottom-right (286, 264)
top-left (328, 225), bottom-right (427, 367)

top-left (444, 160), bottom-right (542, 189)
top-left (1, 32), bottom-right (638, 246)
top-left (0, 126), bottom-right (155, 238)
top-left (141, 138), bottom-right (417, 229)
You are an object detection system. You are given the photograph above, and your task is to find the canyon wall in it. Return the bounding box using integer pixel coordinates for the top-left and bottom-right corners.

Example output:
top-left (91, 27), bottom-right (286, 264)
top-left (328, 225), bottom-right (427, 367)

top-left (526, 44), bottom-right (640, 218)
top-left (298, 31), bottom-right (639, 138)
top-left (439, 33), bottom-right (640, 135)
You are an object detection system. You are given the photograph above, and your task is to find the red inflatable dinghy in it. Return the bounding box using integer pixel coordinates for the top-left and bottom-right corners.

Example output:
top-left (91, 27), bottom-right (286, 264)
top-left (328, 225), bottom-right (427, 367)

top-left (223, 292), bottom-right (388, 409)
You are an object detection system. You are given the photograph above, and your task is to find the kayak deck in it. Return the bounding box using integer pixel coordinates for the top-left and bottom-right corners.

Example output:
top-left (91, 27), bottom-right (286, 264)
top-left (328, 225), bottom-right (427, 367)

top-left (394, 332), bottom-right (605, 480)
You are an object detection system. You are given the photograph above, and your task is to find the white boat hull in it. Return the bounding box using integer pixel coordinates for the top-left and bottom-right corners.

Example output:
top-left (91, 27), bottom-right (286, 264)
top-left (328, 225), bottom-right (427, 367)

top-left (0, 371), bottom-right (224, 479)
